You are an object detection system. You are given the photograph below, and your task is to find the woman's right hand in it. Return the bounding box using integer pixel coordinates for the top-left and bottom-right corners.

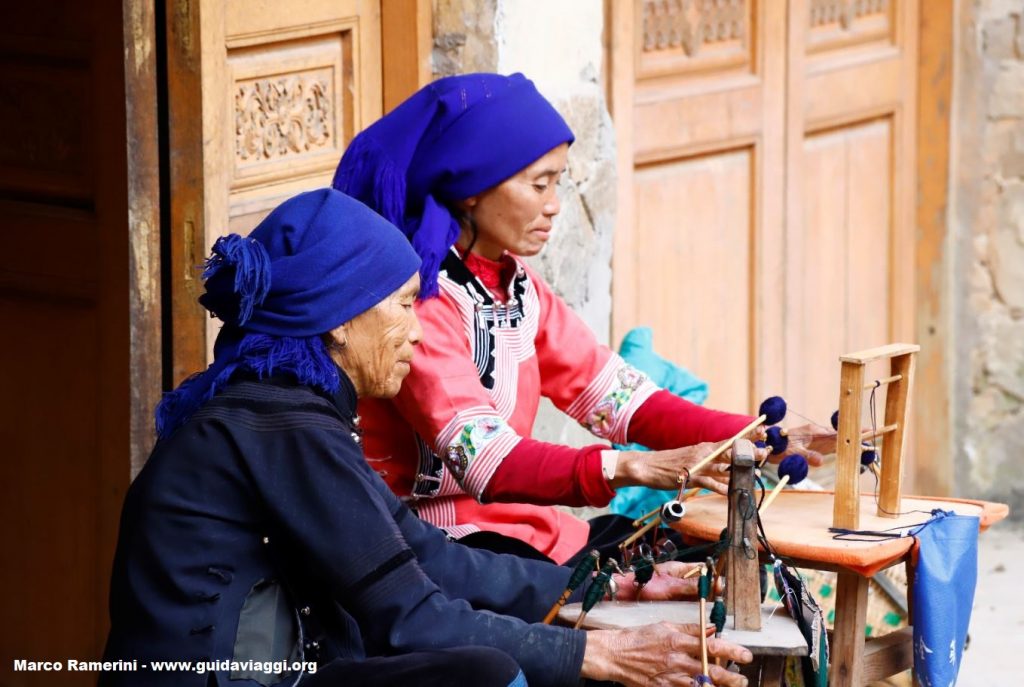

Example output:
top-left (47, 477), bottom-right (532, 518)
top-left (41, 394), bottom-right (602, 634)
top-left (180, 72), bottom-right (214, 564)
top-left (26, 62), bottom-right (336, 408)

top-left (580, 622), bottom-right (753, 686)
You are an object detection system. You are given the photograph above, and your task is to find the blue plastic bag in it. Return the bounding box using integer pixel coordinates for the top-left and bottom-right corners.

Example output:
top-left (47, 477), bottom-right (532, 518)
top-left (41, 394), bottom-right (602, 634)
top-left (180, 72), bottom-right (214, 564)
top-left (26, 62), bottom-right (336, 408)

top-left (910, 509), bottom-right (979, 687)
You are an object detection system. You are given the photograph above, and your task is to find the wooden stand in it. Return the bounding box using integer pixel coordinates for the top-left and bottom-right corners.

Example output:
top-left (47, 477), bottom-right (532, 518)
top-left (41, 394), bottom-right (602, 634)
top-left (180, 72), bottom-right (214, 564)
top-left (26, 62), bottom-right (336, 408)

top-left (834, 343), bottom-right (918, 530)
top-left (726, 439), bottom-right (761, 631)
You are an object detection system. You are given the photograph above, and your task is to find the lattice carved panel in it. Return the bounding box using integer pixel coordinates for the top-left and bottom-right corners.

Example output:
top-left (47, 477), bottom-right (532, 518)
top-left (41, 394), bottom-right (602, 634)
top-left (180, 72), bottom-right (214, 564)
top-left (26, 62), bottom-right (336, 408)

top-left (638, 0), bottom-right (753, 79)
top-left (807, 0), bottom-right (893, 54)
top-left (228, 32), bottom-right (353, 192)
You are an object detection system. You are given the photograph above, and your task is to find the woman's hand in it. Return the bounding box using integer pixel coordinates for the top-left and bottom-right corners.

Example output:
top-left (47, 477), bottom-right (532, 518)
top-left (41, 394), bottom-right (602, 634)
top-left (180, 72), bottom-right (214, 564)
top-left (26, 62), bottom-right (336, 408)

top-left (581, 622), bottom-right (752, 686)
top-left (761, 423), bottom-right (835, 467)
top-left (612, 441), bottom-right (771, 494)
top-left (613, 561), bottom-right (707, 601)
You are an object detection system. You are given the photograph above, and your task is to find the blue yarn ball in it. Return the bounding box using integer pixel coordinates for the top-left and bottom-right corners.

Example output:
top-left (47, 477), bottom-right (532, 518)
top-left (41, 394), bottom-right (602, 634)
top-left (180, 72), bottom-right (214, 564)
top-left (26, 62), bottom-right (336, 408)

top-left (694, 676), bottom-right (713, 686)
top-left (755, 440), bottom-right (767, 449)
top-left (861, 449), bottom-right (877, 467)
top-left (830, 410), bottom-right (839, 430)
top-left (759, 396), bottom-right (787, 425)
top-left (766, 426), bottom-right (789, 455)
top-left (778, 454), bottom-right (808, 485)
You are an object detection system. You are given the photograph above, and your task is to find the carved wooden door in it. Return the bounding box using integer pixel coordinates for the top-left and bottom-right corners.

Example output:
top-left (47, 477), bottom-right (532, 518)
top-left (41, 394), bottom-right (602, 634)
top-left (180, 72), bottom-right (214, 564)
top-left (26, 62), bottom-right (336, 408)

top-left (610, 0), bottom-right (918, 428)
top-left (167, 0), bottom-right (384, 381)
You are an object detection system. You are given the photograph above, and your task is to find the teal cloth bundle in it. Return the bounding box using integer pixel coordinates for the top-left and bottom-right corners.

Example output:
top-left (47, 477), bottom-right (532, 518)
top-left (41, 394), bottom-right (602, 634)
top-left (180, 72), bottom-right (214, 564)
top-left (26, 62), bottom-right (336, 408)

top-left (608, 327), bottom-right (709, 520)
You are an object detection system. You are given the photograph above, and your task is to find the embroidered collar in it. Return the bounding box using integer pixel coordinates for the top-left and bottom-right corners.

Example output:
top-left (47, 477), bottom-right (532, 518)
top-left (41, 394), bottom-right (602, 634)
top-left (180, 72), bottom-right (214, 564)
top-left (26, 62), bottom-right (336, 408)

top-left (440, 248), bottom-right (526, 307)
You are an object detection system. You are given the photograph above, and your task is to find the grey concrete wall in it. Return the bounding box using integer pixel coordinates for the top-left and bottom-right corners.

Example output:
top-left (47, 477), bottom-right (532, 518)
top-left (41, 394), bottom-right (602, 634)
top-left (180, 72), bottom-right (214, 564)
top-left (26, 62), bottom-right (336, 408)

top-left (432, 0), bottom-right (615, 448)
top-left (951, 0), bottom-right (1024, 518)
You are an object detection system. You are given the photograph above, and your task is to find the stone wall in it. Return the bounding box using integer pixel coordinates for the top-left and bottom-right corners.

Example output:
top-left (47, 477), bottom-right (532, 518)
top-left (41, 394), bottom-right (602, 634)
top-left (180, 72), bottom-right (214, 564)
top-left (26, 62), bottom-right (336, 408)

top-left (951, 0), bottom-right (1024, 517)
top-left (432, 0), bottom-right (615, 447)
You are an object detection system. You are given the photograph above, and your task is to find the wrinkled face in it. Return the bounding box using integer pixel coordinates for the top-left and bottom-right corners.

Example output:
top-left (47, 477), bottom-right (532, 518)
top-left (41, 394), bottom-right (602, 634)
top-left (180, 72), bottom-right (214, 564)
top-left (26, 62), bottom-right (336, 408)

top-left (329, 273), bottom-right (422, 399)
top-left (458, 143), bottom-right (569, 260)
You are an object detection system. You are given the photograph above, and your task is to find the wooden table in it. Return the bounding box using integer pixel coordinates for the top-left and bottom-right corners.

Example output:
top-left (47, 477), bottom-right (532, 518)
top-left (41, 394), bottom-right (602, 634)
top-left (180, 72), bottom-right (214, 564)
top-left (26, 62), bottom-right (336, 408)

top-left (673, 490), bottom-right (1008, 686)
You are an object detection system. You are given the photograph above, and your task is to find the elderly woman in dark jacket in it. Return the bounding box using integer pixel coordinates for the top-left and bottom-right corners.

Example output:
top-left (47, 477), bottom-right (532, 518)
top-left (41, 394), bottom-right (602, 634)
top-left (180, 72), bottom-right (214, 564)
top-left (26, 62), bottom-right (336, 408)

top-left (100, 188), bottom-right (752, 687)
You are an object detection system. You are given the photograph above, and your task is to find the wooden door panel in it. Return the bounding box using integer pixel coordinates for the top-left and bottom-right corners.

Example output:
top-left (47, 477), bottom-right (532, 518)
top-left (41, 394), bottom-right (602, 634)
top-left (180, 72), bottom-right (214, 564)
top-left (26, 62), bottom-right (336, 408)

top-left (169, 0), bottom-right (382, 376)
top-left (633, 79), bottom-right (764, 162)
top-left (794, 120), bottom-right (893, 420)
top-left (229, 34), bottom-right (354, 193)
top-left (612, 0), bottom-right (785, 416)
top-left (613, 0), bottom-right (917, 433)
top-left (633, 150), bottom-right (753, 412)
top-left (0, 298), bottom-right (100, 669)
top-left (0, 1), bottom-right (132, 681)
top-left (785, 0), bottom-right (916, 430)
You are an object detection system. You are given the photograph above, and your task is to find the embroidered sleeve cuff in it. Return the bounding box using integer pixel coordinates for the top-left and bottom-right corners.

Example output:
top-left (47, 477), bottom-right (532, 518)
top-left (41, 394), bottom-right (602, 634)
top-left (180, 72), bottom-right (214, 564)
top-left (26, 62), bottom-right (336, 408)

top-left (434, 408), bottom-right (523, 501)
top-left (565, 356), bottom-right (658, 444)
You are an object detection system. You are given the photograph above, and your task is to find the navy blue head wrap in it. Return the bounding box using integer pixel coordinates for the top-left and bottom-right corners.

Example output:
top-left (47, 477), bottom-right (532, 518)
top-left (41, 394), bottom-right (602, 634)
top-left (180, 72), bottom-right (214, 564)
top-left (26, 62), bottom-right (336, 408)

top-left (155, 188), bottom-right (421, 438)
top-left (332, 72), bottom-right (574, 297)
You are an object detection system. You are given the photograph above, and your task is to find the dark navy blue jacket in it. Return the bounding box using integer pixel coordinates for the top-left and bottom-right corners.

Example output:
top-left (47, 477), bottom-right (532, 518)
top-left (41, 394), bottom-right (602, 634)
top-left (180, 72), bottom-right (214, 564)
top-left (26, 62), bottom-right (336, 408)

top-left (101, 374), bottom-right (585, 686)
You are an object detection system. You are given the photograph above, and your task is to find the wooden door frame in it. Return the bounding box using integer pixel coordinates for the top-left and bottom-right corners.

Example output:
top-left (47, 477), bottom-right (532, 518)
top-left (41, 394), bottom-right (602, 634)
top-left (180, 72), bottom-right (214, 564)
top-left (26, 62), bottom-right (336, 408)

top-left (605, 1), bottom-right (955, 494)
top-left (124, 0), bottom-right (162, 475)
top-left (160, 0), bottom-right (432, 426)
top-left (912, 0), bottom-right (953, 495)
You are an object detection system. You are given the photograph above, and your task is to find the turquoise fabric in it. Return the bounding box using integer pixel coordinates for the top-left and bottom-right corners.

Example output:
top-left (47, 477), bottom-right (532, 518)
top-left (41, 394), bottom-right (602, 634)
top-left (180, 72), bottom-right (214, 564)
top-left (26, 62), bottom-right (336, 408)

top-left (608, 327), bottom-right (709, 520)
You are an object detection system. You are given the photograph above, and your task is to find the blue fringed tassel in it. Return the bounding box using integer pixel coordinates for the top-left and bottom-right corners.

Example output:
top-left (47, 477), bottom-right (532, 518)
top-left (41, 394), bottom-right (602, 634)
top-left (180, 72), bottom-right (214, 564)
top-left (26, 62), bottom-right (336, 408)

top-left (155, 335), bottom-right (245, 439)
top-left (155, 331), bottom-right (339, 439)
top-left (239, 333), bottom-right (340, 393)
top-left (407, 195), bottom-right (461, 298)
top-left (204, 234), bottom-right (271, 325)
top-left (333, 135), bottom-right (407, 229)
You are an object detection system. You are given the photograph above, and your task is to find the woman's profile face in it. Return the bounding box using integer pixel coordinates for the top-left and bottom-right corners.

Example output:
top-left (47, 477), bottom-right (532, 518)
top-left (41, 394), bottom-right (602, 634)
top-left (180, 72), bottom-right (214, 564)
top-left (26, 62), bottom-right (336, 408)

top-left (458, 143), bottom-right (569, 260)
top-left (329, 273), bottom-right (422, 399)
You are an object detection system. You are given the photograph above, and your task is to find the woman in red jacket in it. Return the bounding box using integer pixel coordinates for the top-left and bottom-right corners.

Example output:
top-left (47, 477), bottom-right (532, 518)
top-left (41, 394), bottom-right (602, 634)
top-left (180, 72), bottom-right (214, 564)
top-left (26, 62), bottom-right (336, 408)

top-left (334, 73), bottom-right (834, 564)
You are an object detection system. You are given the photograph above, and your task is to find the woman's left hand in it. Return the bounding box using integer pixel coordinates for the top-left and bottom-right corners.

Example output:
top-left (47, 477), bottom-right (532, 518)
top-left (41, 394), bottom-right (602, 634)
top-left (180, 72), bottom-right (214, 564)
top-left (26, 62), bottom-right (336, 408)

top-left (762, 423), bottom-right (836, 467)
top-left (612, 561), bottom-right (713, 602)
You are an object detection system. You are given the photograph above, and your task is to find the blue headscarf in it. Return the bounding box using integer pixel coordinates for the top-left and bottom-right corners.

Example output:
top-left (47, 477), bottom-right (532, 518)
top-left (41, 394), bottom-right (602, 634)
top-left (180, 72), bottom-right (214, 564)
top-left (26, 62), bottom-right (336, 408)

top-left (155, 188), bottom-right (421, 438)
top-left (332, 72), bottom-right (575, 297)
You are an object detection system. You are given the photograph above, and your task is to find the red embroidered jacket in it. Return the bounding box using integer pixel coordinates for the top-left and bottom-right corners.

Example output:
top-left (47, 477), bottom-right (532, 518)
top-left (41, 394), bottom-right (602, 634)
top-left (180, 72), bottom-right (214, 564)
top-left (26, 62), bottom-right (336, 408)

top-left (359, 249), bottom-right (751, 562)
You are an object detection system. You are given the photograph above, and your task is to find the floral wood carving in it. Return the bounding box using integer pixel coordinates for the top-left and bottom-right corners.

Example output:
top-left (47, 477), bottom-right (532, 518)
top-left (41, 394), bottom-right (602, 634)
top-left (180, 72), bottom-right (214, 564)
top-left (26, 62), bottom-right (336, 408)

top-left (642, 0), bottom-right (747, 56)
top-left (235, 72), bottom-right (333, 164)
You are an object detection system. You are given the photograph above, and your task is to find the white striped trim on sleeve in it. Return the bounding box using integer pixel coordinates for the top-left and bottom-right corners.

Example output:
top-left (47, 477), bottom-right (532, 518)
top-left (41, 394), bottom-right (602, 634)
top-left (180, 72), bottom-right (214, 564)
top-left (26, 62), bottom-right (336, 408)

top-left (413, 495), bottom-right (481, 540)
